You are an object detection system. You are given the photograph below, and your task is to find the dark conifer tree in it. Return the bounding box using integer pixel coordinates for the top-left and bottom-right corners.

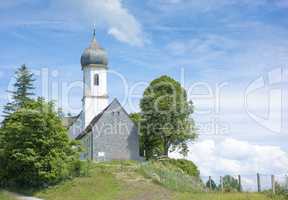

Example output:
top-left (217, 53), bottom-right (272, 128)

top-left (2, 64), bottom-right (35, 117)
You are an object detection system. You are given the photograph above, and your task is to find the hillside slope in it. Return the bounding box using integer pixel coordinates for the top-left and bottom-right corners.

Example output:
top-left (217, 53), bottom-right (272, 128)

top-left (0, 191), bottom-right (16, 200)
top-left (35, 161), bottom-right (271, 200)
top-left (1, 161), bottom-right (274, 200)
top-left (35, 161), bottom-right (172, 200)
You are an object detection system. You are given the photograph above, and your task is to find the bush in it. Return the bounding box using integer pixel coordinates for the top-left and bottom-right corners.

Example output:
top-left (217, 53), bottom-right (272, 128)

top-left (206, 179), bottom-right (217, 191)
top-left (158, 158), bottom-right (200, 177)
top-left (71, 160), bottom-right (93, 177)
top-left (140, 160), bottom-right (203, 192)
top-left (0, 99), bottom-right (81, 188)
top-left (265, 182), bottom-right (288, 199)
top-left (275, 182), bottom-right (288, 198)
top-left (222, 175), bottom-right (240, 192)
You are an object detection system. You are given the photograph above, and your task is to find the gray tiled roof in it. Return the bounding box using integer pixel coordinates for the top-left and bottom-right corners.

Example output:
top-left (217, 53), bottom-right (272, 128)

top-left (62, 114), bottom-right (80, 128)
top-left (76, 98), bottom-right (123, 139)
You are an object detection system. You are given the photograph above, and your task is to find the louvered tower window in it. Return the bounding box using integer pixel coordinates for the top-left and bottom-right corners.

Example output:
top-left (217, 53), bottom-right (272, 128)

top-left (94, 74), bottom-right (99, 85)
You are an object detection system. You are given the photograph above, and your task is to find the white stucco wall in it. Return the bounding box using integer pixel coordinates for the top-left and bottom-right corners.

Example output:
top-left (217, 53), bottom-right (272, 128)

top-left (83, 65), bottom-right (108, 127)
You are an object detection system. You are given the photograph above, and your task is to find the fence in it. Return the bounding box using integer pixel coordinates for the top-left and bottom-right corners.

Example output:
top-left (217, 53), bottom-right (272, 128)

top-left (201, 174), bottom-right (288, 193)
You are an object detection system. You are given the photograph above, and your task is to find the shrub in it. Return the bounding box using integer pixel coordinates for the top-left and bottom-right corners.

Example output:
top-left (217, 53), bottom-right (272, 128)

top-left (158, 158), bottom-right (200, 177)
top-left (222, 175), bottom-right (240, 192)
top-left (265, 181), bottom-right (288, 199)
top-left (206, 179), bottom-right (217, 191)
top-left (140, 160), bottom-right (203, 192)
top-left (276, 182), bottom-right (288, 198)
top-left (0, 99), bottom-right (81, 188)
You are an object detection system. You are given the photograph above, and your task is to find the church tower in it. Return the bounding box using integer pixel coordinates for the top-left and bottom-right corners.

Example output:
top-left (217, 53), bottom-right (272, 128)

top-left (81, 30), bottom-right (108, 128)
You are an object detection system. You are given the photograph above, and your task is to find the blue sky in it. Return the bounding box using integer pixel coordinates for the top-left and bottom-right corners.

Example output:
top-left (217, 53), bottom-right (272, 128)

top-left (0, 0), bottom-right (288, 184)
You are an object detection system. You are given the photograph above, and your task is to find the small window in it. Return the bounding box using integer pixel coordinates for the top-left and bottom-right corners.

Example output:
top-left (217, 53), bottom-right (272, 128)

top-left (94, 74), bottom-right (99, 85)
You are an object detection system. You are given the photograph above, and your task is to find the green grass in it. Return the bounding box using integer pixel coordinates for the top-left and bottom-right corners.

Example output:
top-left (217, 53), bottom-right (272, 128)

top-left (2, 161), bottom-right (278, 200)
top-left (175, 192), bottom-right (276, 200)
top-left (35, 161), bottom-right (173, 200)
top-left (35, 166), bottom-right (122, 200)
top-left (0, 191), bottom-right (16, 200)
top-left (140, 160), bottom-right (204, 192)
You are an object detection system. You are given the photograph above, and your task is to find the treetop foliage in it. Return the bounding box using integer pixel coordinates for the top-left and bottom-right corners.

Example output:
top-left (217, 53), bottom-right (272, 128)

top-left (3, 64), bottom-right (35, 117)
top-left (0, 97), bottom-right (81, 188)
top-left (139, 75), bottom-right (197, 159)
top-left (0, 65), bottom-right (81, 188)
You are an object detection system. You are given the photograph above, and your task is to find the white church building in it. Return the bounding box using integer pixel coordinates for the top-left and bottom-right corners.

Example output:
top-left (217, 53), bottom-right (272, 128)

top-left (65, 31), bottom-right (140, 161)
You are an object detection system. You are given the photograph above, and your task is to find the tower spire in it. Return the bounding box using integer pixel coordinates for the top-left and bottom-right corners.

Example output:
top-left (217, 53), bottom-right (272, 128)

top-left (89, 25), bottom-right (100, 48)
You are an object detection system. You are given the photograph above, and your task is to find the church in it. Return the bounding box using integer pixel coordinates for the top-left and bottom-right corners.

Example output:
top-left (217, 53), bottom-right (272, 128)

top-left (65, 31), bottom-right (140, 161)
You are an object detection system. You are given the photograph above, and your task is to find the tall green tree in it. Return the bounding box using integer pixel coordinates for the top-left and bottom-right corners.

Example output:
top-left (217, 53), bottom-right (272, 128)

top-left (0, 98), bottom-right (80, 187)
top-left (0, 65), bottom-right (80, 188)
top-left (140, 75), bottom-right (196, 159)
top-left (3, 64), bottom-right (34, 117)
top-left (129, 112), bottom-right (164, 159)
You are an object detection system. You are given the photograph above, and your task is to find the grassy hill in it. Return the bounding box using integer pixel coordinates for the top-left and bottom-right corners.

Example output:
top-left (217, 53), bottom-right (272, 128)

top-left (0, 160), bottom-right (279, 200)
top-left (0, 191), bottom-right (16, 200)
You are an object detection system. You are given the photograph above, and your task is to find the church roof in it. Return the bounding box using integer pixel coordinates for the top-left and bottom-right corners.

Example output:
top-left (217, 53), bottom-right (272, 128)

top-left (76, 98), bottom-right (126, 140)
top-left (62, 114), bottom-right (80, 128)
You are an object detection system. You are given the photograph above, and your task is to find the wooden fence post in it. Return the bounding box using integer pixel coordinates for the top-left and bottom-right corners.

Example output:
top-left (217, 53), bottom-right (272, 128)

top-left (220, 176), bottom-right (224, 192)
top-left (209, 176), bottom-right (212, 191)
top-left (271, 175), bottom-right (275, 194)
top-left (257, 173), bottom-right (261, 192)
top-left (238, 175), bottom-right (242, 192)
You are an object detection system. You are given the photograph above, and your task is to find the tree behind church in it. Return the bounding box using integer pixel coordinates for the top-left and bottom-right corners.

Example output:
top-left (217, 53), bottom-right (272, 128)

top-left (140, 75), bottom-right (197, 159)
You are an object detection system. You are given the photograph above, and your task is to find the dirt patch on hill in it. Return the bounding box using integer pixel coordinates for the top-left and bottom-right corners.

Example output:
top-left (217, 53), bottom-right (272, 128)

top-left (115, 168), bottom-right (173, 200)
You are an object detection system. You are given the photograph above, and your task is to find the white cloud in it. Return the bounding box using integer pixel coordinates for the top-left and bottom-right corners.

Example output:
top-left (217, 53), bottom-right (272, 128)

top-left (170, 138), bottom-right (288, 179)
top-left (164, 22), bottom-right (288, 81)
top-left (166, 35), bottom-right (237, 58)
top-left (1, 0), bottom-right (145, 46)
top-left (50, 0), bottom-right (145, 46)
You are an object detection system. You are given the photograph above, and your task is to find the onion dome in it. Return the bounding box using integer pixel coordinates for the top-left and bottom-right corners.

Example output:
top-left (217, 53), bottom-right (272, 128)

top-left (81, 30), bottom-right (108, 67)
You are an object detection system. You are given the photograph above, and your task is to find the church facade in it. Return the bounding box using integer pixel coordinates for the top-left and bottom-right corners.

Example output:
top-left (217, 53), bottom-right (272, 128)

top-left (66, 31), bottom-right (140, 161)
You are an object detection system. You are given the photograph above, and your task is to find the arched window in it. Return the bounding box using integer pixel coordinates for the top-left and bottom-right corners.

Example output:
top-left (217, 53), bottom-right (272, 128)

top-left (94, 74), bottom-right (99, 85)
